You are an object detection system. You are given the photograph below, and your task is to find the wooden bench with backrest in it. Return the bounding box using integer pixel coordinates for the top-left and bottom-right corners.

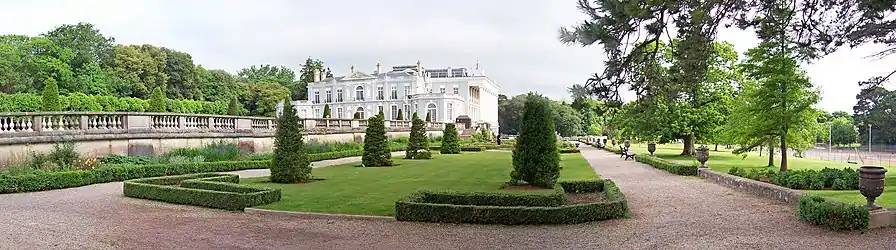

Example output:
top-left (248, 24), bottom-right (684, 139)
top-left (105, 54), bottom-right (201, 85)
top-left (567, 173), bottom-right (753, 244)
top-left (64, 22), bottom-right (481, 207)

top-left (620, 146), bottom-right (636, 160)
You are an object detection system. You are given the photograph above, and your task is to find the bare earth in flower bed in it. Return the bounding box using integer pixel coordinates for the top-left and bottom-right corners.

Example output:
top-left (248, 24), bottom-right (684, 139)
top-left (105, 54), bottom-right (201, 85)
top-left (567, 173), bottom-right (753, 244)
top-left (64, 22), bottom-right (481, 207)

top-left (2, 149), bottom-right (896, 248)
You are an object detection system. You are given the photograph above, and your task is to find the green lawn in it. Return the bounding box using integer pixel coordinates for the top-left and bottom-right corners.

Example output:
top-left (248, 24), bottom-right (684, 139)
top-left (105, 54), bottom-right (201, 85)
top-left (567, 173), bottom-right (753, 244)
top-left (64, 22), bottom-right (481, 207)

top-left (626, 143), bottom-right (896, 207)
top-left (244, 151), bottom-right (597, 216)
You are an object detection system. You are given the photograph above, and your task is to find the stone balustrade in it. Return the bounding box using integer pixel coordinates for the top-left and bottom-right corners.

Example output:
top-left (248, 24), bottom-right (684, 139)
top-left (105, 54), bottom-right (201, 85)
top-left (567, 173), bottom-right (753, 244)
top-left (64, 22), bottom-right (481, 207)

top-left (0, 112), bottom-right (446, 143)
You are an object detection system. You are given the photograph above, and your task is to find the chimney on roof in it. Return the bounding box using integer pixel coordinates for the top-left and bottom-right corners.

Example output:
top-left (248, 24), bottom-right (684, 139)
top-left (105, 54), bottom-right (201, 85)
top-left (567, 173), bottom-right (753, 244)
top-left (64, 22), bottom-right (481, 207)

top-left (416, 60), bottom-right (422, 76)
top-left (313, 68), bottom-right (321, 82)
top-left (350, 65), bottom-right (355, 73)
top-left (475, 60), bottom-right (480, 70)
top-left (376, 62), bottom-right (381, 74)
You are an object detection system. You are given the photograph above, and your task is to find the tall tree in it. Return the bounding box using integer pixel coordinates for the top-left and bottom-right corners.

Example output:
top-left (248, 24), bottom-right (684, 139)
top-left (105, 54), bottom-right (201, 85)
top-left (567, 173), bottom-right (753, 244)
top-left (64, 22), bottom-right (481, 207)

top-left (161, 48), bottom-right (199, 100)
top-left (830, 116), bottom-right (859, 146)
top-left (270, 99), bottom-right (311, 183)
top-left (510, 93), bottom-right (559, 188)
top-left (296, 57), bottom-right (329, 101)
top-left (42, 22), bottom-right (115, 70)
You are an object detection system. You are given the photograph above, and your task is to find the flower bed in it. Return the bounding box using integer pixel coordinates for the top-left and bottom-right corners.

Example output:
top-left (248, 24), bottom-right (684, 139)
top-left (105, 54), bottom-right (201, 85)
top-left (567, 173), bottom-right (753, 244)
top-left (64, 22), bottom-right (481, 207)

top-left (123, 173), bottom-right (281, 211)
top-left (394, 179), bottom-right (628, 225)
top-left (727, 166), bottom-right (859, 190)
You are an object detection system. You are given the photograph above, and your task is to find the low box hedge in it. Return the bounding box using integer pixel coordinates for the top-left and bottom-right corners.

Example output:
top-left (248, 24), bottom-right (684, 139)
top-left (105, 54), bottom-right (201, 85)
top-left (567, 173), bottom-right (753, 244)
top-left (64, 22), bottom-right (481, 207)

top-left (635, 155), bottom-right (698, 176)
top-left (798, 195), bottom-right (869, 231)
top-left (394, 179), bottom-right (628, 225)
top-left (602, 146), bottom-right (622, 154)
top-left (0, 149), bottom-right (391, 194)
top-left (124, 173), bottom-right (280, 211)
top-left (420, 185), bottom-right (566, 207)
top-left (460, 146), bottom-right (485, 152)
top-left (559, 149), bottom-right (580, 154)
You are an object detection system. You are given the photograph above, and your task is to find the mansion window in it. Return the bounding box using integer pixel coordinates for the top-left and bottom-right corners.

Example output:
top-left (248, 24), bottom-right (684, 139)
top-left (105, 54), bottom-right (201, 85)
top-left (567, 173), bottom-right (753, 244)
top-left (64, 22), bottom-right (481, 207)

top-left (314, 108), bottom-right (321, 118)
top-left (355, 86), bottom-right (364, 101)
top-left (356, 107), bottom-right (365, 119)
top-left (404, 86), bottom-right (411, 97)
top-left (426, 103), bottom-right (437, 121)
top-left (377, 106), bottom-right (384, 115)
top-left (336, 107), bottom-right (344, 119)
top-left (336, 89), bottom-right (343, 102)
top-left (403, 105), bottom-right (410, 119)
top-left (391, 86), bottom-right (398, 99)
top-left (377, 86), bottom-right (384, 100)
top-left (453, 86), bottom-right (459, 94)
top-left (313, 91), bottom-right (320, 104)
top-left (325, 90), bottom-right (332, 103)
top-left (439, 86), bottom-right (446, 94)
top-left (391, 105), bottom-right (398, 120)
top-left (447, 103), bottom-right (453, 121)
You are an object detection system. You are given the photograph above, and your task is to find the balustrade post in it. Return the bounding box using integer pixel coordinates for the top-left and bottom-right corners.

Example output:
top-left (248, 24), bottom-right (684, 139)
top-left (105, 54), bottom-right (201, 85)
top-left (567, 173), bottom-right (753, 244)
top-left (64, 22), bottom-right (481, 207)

top-left (80, 115), bottom-right (89, 130)
top-left (235, 118), bottom-right (252, 131)
top-left (384, 120), bottom-right (391, 129)
top-left (177, 116), bottom-right (186, 129)
top-left (32, 115), bottom-right (43, 132)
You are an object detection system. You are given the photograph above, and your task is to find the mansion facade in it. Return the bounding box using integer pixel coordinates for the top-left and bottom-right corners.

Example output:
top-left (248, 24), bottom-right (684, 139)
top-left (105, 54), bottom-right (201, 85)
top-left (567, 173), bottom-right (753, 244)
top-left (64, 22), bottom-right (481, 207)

top-left (278, 61), bottom-right (500, 131)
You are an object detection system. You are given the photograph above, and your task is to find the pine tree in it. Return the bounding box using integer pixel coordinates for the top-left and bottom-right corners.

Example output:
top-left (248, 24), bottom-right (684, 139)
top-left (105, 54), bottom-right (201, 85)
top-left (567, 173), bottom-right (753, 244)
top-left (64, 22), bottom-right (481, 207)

top-left (510, 94), bottom-right (560, 188)
top-left (40, 78), bottom-right (60, 112)
top-left (322, 104), bottom-right (331, 118)
top-left (362, 111), bottom-right (393, 167)
top-left (270, 99), bottom-right (312, 183)
top-left (354, 112), bottom-right (361, 119)
top-left (425, 112), bottom-right (432, 122)
top-left (148, 87), bottom-right (166, 112)
top-left (397, 109), bottom-right (404, 120)
top-left (406, 112), bottom-right (431, 159)
top-left (227, 97), bottom-right (241, 115)
top-left (441, 123), bottom-right (461, 154)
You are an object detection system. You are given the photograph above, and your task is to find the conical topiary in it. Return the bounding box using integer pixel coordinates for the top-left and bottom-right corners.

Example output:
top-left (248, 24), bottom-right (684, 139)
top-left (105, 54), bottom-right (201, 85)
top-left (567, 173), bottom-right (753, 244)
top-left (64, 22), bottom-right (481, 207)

top-left (441, 123), bottom-right (461, 154)
top-left (270, 99), bottom-right (311, 183)
top-left (406, 112), bottom-right (431, 159)
top-left (41, 78), bottom-right (60, 112)
top-left (148, 86), bottom-right (166, 112)
top-left (322, 104), bottom-right (331, 118)
top-left (425, 111), bottom-right (432, 122)
top-left (362, 111), bottom-right (393, 167)
top-left (397, 109), bottom-right (404, 120)
top-left (227, 97), bottom-right (241, 115)
top-left (510, 93), bottom-right (560, 188)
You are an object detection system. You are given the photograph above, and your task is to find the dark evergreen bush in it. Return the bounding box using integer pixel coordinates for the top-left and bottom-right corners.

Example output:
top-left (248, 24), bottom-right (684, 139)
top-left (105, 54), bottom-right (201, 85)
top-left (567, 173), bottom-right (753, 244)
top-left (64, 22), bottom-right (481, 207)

top-left (510, 94), bottom-right (560, 188)
top-left (148, 87), bottom-right (167, 112)
top-left (227, 97), bottom-right (241, 115)
top-left (362, 111), bottom-right (393, 167)
top-left (440, 123), bottom-right (461, 154)
top-left (41, 78), bottom-right (60, 112)
top-left (406, 112), bottom-right (431, 159)
top-left (323, 104), bottom-right (331, 118)
top-left (425, 112), bottom-right (431, 122)
top-left (354, 112), bottom-right (361, 119)
top-left (397, 109), bottom-right (404, 120)
top-left (270, 99), bottom-right (311, 183)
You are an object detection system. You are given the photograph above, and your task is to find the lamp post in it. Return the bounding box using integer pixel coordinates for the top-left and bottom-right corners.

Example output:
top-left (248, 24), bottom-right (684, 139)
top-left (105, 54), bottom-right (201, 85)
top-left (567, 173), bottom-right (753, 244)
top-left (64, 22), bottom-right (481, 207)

top-left (869, 124), bottom-right (872, 153)
top-left (829, 123), bottom-right (832, 161)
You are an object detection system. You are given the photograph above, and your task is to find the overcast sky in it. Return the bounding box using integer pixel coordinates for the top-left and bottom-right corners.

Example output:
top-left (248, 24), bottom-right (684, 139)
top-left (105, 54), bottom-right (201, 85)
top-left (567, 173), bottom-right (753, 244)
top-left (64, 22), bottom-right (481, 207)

top-left (3, 0), bottom-right (895, 113)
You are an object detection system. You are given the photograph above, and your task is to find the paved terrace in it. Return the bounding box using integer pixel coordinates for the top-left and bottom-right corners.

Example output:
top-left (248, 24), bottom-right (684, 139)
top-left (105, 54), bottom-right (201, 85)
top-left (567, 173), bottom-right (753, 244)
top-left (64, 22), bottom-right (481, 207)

top-left (2, 147), bottom-right (894, 249)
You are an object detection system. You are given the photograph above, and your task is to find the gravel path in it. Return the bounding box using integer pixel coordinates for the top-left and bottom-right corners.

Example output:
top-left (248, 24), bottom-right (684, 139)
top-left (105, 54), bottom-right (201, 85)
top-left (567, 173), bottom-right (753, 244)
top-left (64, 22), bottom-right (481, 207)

top-left (1, 148), bottom-right (894, 249)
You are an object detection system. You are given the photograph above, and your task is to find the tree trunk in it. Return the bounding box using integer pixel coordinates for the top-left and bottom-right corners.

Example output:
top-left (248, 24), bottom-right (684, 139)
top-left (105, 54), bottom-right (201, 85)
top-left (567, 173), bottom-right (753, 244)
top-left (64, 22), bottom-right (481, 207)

top-left (759, 145), bottom-right (763, 156)
top-left (780, 136), bottom-right (788, 172)
top-left (714, 144), bottom-right (718, 151)
top-left (681, 135), bottom-right (695, 156)
top-left (767, 144), bottom-right (774, 167)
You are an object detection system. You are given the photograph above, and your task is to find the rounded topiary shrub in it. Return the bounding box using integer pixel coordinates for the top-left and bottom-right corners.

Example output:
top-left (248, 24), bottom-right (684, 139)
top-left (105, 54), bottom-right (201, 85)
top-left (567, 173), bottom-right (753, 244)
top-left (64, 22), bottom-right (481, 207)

top-left (440, 123), bottom-right (461, 154)
top-left (510, 93), bottom-right (560, 188)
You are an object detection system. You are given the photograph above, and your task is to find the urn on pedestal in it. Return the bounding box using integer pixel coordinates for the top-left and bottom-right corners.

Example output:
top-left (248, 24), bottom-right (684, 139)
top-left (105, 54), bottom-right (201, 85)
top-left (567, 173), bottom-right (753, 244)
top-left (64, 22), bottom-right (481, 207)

top-left (624, 139), bottom-right (631, 149)
top-left (858, 166), bottom-right (887, 210)
top-left (648, 142), bottom-right (656, 156)
top-left (695, 145), bottom-right (709, 168)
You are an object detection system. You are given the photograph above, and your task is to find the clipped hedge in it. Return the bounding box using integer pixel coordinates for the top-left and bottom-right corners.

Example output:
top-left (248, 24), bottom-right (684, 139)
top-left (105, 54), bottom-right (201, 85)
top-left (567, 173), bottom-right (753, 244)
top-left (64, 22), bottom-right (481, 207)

top-left (798, 195), bottom-right (869, 231)
top-left (460, 146), bottom-right (485, 152)
top-left (602, 146), bottom-right (622, 154)
top-left (635, 155), bottom-right (698, 176)
top-left (394, 179), bottom-right (628, 225)
top-left (0, 92), bottom-right (227, 114)
top-left (420, 186), bottom-right (566, 207)
top-left (124, 173), bottom-right (280, 210)
top-left (559, 149), bottom-right (581, 154)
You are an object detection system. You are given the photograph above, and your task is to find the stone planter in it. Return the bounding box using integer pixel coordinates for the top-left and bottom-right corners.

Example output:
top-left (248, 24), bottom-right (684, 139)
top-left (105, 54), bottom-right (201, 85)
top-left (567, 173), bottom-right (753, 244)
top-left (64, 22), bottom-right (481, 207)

top-left (695, 146), bottom-right (709, 168)
top-left (647, 142), bottom-right (656, 156)
top-left (859, 166), bottom-right (888, 210)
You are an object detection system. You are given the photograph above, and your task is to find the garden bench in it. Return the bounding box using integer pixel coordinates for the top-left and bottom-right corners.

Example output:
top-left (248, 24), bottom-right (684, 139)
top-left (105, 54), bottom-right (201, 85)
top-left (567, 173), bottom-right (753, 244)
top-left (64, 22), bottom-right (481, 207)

top-left (624, 150), bottom-right (636, 160)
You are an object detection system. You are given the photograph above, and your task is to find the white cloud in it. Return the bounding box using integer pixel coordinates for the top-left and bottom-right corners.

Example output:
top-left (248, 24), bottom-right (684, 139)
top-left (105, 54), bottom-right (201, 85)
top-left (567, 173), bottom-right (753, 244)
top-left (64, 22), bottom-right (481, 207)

top-left (1, 0), bottom-right (892, 113)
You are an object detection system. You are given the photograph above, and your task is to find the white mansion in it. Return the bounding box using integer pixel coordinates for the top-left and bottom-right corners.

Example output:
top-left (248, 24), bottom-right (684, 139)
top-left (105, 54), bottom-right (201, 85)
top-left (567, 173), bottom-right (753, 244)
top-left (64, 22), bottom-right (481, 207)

top-left (280, 61), bottom-right (500, 131)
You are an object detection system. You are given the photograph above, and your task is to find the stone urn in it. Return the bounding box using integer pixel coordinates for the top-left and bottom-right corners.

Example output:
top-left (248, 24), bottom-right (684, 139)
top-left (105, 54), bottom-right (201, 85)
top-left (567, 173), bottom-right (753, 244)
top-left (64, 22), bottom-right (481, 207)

top-left (858, 166), bottom-right (888, 210)
top-left (611, 139), bottom-right (616, 146)
top-left (624, 140), bottom-right (631, 149)
top-left (647, 142), bottom-right (656, 156)
top-left (695, 145), bottom-right (709, 168)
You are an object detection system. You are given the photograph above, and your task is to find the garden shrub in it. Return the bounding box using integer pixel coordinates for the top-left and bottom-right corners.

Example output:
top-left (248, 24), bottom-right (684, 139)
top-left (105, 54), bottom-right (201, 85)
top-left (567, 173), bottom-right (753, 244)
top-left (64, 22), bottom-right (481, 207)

top-left (362, 112), bottom-right (392, 167)
top-left (509, 95), bottom-right (560, 188)
top-left (41, 78), bottom-right (61, 112)
top-left (165, 141), bottom-right (241, 163)
top-left (322, 104), bottom-right (331, 118)
top-left (148, 87), bottom-right (166, 112)
top-left (559, 149), bottom-right (580, 154)
top-left (304, 140), bottom-right (363, 154)
top-left (727, 166), bottom-right (860, 190)
top-left (440, 123), bottom-right (461, 154)
top-left (29, 142), bottom-right (82, 172)
top-left (123, 173), bottom-right (280, 211)
top-left (227, 98), bottom-right (241, 115)
top-left (0, 92), bottom-right (229, 114)
top-left (405, 112), bottom-right (431, 159)
top-left (461, 146), bottom-right (485, 152)
top-left (270, 99), bottom-right (311, 183)
top-left (395, 179), bottom-right (628, 225)
top-left (634, 155), bottom-right (698, 176)
top-left (798, 195), bottom-right (869, 231)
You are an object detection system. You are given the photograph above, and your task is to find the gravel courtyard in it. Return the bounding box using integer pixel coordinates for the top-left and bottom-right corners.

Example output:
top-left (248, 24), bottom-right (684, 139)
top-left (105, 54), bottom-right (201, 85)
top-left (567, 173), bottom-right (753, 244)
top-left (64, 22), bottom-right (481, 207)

top-left (1, 148), bottom-right (894, 249)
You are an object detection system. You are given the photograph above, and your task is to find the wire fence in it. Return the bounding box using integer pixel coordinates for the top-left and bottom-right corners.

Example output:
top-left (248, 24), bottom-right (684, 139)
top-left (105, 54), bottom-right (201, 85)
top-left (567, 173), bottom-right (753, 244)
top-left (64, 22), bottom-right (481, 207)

top-left (800, 143), bottom-right (896, 167)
